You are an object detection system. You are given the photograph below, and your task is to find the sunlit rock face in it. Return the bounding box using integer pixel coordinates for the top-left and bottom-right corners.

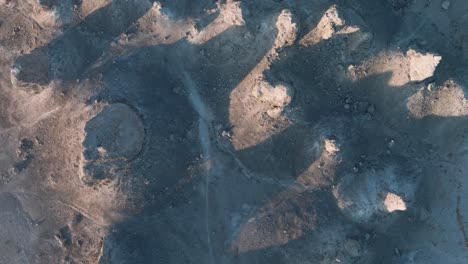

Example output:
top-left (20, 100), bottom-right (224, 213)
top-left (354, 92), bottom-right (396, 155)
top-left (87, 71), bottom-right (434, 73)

top-left (406, 49), bottom-right (441, 82)
top-left (407, 80), bottom-right (468, 118)
top-left (334, 165), bottom-right (417, 224)
top-left (384, 192), bottom-right (407, 212)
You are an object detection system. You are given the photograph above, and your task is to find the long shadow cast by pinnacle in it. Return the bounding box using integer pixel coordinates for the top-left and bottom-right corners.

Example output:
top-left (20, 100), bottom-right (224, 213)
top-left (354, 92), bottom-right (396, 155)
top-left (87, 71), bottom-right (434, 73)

top-left (92, 1), bottom-right (416, 262)
top-left (86, 1), bottom-right (339, 263)
top-left (12, 0), bottom-right (221, 88)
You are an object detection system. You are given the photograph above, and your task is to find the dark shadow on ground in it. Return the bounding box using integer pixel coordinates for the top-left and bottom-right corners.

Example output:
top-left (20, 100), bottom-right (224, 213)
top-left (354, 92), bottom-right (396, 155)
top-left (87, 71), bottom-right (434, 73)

top-left (11, 0), bottom-right (468, 263)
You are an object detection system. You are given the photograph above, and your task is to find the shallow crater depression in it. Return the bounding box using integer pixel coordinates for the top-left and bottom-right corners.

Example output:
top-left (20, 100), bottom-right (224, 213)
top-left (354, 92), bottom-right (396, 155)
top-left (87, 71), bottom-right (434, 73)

top-left (81, 103), bottom-right (145, 185)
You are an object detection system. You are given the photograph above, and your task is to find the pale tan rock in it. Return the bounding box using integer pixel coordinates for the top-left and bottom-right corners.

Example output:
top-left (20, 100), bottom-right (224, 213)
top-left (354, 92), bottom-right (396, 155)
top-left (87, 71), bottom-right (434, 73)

top-left (251, 81), bottom-right (293, 118)
top-left (384, 192), bottom-right (407, 212)
top-left (406, 49), bottom-right (441, 82)
top-left (274, 9), bottom-right (297, 49)
top-left (300, 5), bottom-right (344, 46)
top-left (324, 139), bottom-right (340, 154)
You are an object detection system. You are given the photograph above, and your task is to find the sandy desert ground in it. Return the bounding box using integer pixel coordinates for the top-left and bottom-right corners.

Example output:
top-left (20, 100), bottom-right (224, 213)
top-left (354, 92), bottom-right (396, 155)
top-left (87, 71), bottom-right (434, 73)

top-left (0, 0), bottom-right (467, 263)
